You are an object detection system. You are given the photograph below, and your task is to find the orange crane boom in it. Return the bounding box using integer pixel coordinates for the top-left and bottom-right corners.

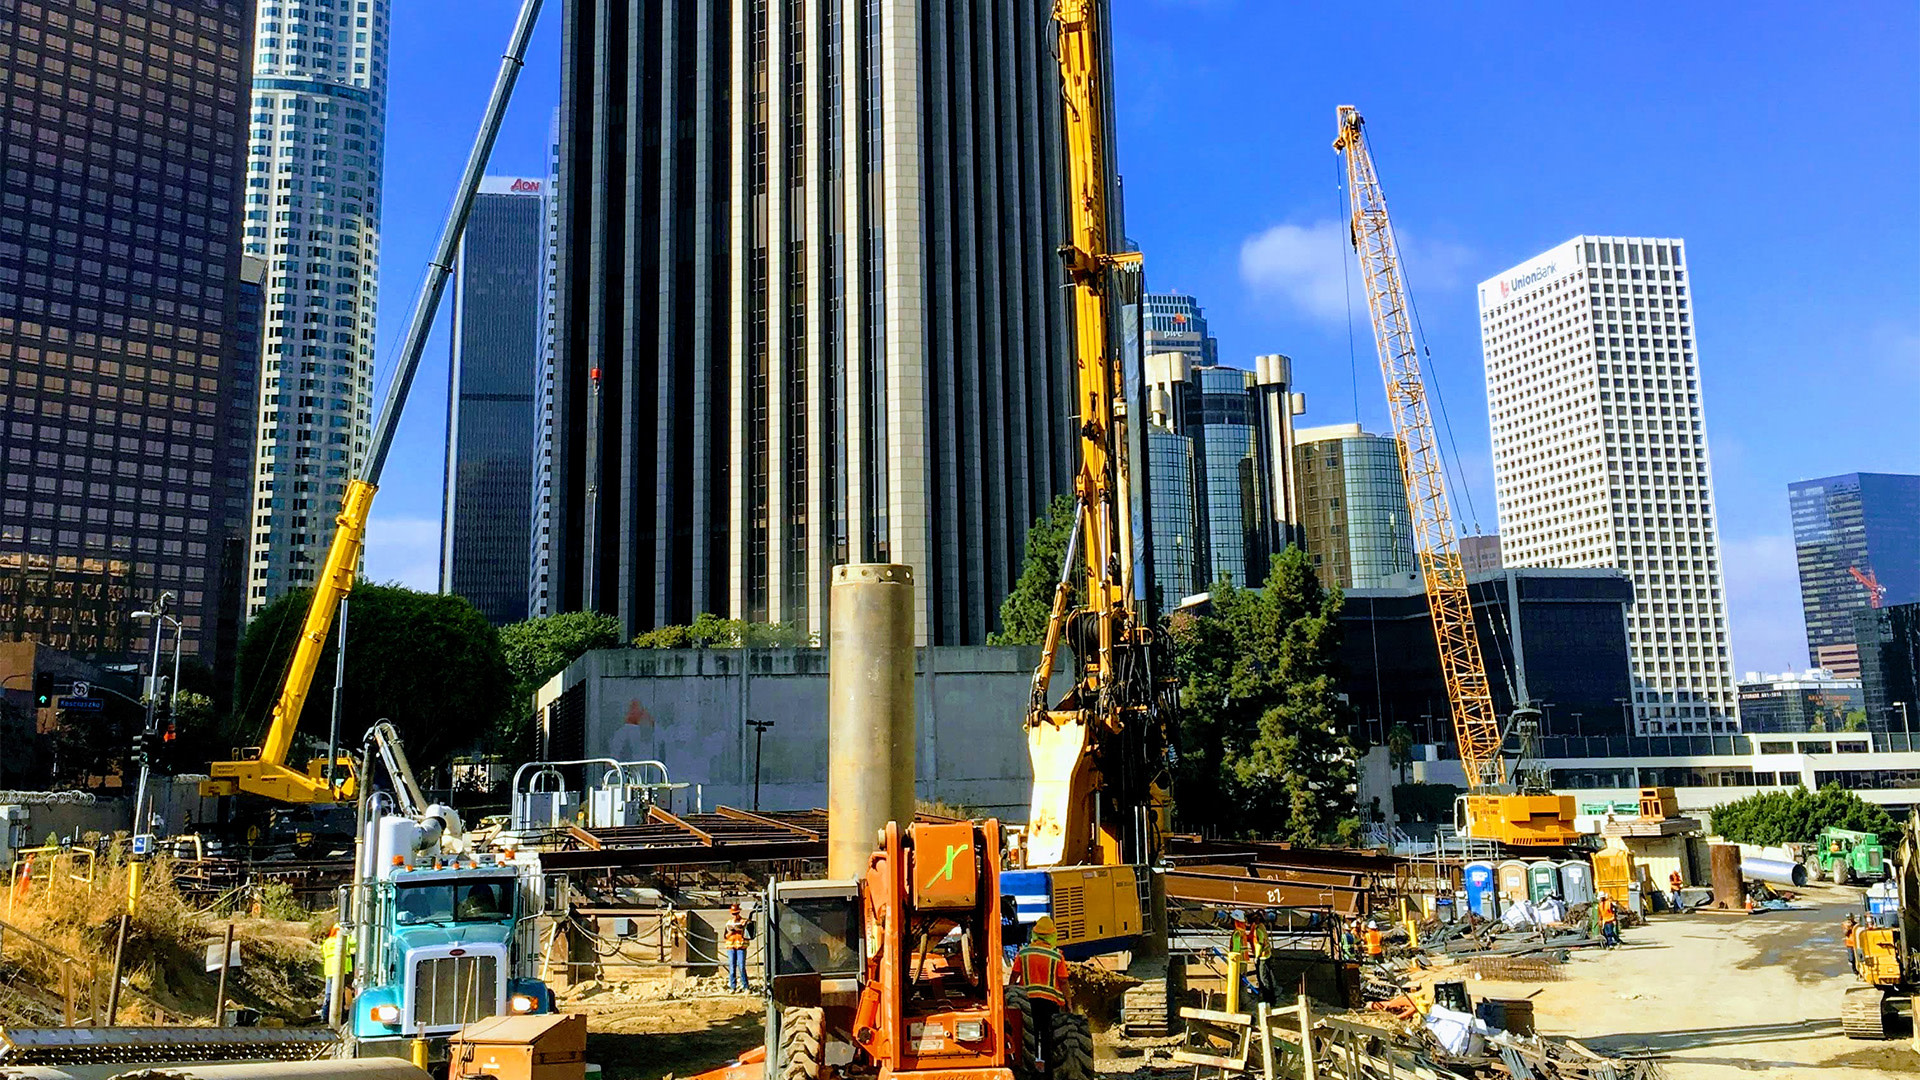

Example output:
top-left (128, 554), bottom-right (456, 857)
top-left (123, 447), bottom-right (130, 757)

top-left (1334, 106), bottom-right (1574, 846)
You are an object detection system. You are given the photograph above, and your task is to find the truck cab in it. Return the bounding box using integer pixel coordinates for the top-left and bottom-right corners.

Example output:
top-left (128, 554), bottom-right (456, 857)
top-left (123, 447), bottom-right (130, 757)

top-left (351, 862), bottom-right (554, 1045)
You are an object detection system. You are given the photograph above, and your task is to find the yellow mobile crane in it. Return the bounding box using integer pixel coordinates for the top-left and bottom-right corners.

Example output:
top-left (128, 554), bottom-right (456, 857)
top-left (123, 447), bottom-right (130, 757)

top-left (202, 0), bottom-right (547, 804)
top-left (1024, 0), bottom-right (1179, 871)
top-left (1333, 106), bottom-right (1575, 847)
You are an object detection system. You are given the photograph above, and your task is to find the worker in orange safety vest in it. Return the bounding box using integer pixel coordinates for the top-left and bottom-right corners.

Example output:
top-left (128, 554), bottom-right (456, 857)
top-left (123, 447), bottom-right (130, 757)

top-left (723, 904), bottom-right (751, 992)
top-left (1598, 893), bottom-right (1620, 949)
top-left (1011, 916), bottom-right (1072, 1065)
top-left (1843, 913), bottom-right (1858, 975)
top-left (1364, 922), bottom-right (1383, 959)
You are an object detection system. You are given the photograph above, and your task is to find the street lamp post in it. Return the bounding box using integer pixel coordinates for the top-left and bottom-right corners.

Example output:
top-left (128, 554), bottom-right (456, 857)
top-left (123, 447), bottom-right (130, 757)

top-left (747, 718), bottom-right (774, 811)
top-left (129, 592), bottom-right (179, 840)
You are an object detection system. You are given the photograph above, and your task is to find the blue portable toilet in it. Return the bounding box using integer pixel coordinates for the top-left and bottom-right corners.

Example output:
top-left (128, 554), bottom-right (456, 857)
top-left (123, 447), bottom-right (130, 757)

top-left (1557, 860), bottom-right (1594, 905)
top-left (1464, 861), bottom-right (1498, 919)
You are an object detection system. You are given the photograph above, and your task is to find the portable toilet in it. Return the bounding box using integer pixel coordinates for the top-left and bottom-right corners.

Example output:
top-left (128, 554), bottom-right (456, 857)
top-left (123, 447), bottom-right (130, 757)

top-left (1528, 862), bottom-right (1561, 903)
top-left (1557, 860), bottom-right (1594, 905)
top-left (1497, 860), bottom-right (1530, 904)
top-left (1464, 861), bottom-right (1498, 919)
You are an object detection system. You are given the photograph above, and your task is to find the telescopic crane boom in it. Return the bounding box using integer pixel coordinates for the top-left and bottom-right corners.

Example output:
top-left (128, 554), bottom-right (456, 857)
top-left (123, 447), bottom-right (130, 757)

top-left (1334, 105), bottom-right (1574, 846)
top-left (202, 0), bottom-right (546, 803)
top-left (1024, 0), bottom-right (1177, 869)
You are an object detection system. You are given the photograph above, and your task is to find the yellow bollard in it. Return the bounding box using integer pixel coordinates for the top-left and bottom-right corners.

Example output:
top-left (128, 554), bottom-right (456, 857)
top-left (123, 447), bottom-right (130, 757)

top-left (126, 860), bottom-right (143, 915)
top-left (410, 1037), bottom-right (429, 1069)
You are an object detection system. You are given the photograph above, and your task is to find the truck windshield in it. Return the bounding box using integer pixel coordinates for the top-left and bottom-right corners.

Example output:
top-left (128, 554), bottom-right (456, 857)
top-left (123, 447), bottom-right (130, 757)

top-left (393, 880), bottom-right (514, 925)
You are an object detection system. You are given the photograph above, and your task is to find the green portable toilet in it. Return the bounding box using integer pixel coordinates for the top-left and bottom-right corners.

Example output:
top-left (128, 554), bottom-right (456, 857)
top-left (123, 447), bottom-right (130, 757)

top-left (1528, 861), bottom-right (1560, 903)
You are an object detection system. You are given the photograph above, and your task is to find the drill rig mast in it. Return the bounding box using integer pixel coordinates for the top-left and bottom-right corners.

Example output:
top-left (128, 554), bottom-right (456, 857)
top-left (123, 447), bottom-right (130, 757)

top-left (1024, 0), bottom-right (1177, 870)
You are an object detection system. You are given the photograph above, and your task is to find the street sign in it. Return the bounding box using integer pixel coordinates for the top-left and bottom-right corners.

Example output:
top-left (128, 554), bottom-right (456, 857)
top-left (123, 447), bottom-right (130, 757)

top-left (69, 681), bottom-right (89, 699)
top-left (204, 940), bottom-right (242, 972)
top-left (130, 834), bottom-right (153, 857)
top-left (58, 698), bottom-right (104, 712)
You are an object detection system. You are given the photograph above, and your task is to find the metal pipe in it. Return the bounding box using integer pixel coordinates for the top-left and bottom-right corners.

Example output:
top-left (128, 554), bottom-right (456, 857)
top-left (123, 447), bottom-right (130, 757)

top-left (1739, 857), bottom-right (1807, 888)
top-left (827, 564), bottom-right (916, 878)
top-left (326, 596), bottom-right (349, 785)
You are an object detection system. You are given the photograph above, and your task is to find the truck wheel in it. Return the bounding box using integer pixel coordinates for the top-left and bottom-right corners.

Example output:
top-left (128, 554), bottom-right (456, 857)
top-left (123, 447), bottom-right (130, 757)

top-left (1003, 984), bottom-right (1037, 1079)
top-left (1049, 1012), bottom-right (1094, 1080)
top-left (1835, 861), bottom-right (1853, 887)
top-left (779, 1006), bottom-right (825, 1080)
top-left (1842, 986), bottom-right (1888, 1039)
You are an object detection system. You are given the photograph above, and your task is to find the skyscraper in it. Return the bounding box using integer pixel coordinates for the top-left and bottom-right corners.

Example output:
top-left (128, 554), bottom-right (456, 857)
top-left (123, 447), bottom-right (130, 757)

top-left (441, 178), bottom-right (546, 626)
top-left (1479, 236), bottom-right (1735, 733)
top-left (551, 0), bottom-right (1081, 645)
top-left (1145, 352), bottom-right (1300, 588)
top-left (243, 0), bottom-right (389, 614)
top-left (1293, 425), bottom-right (1415, 590)
top-left (1790, 472), bottom-right (1920, 675)
top-left (1143, 292), bottom-right (1218, 367)
top-left (1145, 421), bottom-right (1201, 612)
top-left (0, 0), bottom-right (260, 669)
top-left (529, 110), bottom-right (562, 619)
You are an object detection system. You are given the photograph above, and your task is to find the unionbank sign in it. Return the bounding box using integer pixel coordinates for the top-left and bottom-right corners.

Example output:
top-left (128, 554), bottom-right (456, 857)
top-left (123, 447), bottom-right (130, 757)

top-left (1477, 238), bottom-right (1579, 314)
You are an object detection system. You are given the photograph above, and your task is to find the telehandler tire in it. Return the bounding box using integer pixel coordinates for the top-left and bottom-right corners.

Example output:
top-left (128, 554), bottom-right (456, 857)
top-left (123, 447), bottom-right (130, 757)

top-left (779, 1005), bottom-right (826, 1080)
top-left (1049, 1012), bottom-right (1094, 1080)
top-left (1003, 983), bottom-right (1038, 1079)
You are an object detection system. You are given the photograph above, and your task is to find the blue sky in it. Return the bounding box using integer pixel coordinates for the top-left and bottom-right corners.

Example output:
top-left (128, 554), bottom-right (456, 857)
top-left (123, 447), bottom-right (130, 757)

top-left (364, 0), bottom-right (1919, 675)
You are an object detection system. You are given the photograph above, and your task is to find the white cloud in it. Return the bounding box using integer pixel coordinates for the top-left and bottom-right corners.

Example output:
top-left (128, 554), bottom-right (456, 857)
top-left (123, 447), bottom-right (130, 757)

top-left (1239, 221), bottom-right (1354, 322)
top-left (1239, 219), bottom-right (1475, 325)
top-left (364, 515), bottom-right (441, 592)
top-left (1720, 533), bottom-right (1808, 676)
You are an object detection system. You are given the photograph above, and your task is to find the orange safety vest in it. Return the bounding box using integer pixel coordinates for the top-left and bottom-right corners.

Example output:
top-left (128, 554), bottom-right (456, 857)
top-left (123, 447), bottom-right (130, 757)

top-left (1669, 872), bottom-right (1682, 890)
top-left (723, 918), bottom-right (747, 951)
top-left (1844, 924), bottom-right (1857, 948)
top-left (1011, 943), bottom-right (1069, 1007)
top-left (1364, 927), bottom-right (1382, 956)
top-left (1599, 899), bottom-right (1617, 925)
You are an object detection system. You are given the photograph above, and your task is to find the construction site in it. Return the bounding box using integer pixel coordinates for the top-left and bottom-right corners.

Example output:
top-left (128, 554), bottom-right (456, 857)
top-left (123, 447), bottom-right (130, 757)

top-left (0, 1), bottom-right (1914, 1080)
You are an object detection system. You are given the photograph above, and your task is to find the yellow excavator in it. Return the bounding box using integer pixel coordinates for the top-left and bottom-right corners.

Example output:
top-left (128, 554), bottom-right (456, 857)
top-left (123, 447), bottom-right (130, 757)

top-left (1847, 806), bottom-right (1918, 1040)
top-left (1023, 0), bottom-right (1180, 874)
top-left (1333, 106), bottom-right (1575, 847)
top-left (201, 0), bottom-right (547, 804)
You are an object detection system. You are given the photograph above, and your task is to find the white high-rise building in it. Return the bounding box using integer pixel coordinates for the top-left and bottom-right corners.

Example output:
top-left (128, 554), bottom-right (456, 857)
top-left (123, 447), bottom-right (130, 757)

top-left (1478, 236), bottom-right (1735, 734)
top-left (243, 0), bottom-right (390, 613)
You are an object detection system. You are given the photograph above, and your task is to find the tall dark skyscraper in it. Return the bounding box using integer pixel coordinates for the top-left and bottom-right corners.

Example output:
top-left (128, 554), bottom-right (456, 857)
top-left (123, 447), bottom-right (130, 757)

top-left (1791, 472), bottom-right (1920, 674)
top-left (0, 0), bottom-right (258, 669)
top-left (442, 178), bottom-right (546, 626)
top-left (552, 0), bottom-right (1080, 645)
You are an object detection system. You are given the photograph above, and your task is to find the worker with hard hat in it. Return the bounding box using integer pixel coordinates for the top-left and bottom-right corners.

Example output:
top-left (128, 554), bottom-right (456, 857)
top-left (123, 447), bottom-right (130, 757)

top-left (1843, 913), bottom-right (1859, 974)
top-left (1011, 916), bottom-right (1072, 1065)
top-left (723, 904), bottom-right (751, 992)
top-left (1364, 920), bottom-right (1384, 960)
top-left (1598, 892), bottom-right (1620, 949)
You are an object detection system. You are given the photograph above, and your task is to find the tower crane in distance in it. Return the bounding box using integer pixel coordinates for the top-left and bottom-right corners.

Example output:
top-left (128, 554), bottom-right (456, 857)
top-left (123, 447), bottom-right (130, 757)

top-left (1024, 0), bottom-right (1179, 871)
top-left (1333, 105), bottom-right (1576, 847)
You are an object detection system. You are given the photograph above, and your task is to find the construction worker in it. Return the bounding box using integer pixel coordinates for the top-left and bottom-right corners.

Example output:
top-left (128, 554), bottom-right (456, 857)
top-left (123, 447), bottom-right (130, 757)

top-left (321, 923), bottom-right (354, 1019)
top-left (1668, 870), bottom-right (1685, 913)
top-left (1252, 912), bottom-right (1276, 1004)
top-left (1598, 892), bottom-right (1620, 949)
top-left (1364, 921), bottom-right (1384, 960)
top-left (1339, 918), bottom-right (1360, 962)
top-left (722, 904), bottom-right (750, 992)
top-left (1011, 915), bottom-right (1071, 1063)
top-left (1843, 913), bottom-right (1858, 975)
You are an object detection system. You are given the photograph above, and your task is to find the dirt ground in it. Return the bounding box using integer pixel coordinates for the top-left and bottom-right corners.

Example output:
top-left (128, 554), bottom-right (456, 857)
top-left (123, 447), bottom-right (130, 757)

top-left (1458, 885), bottom-right (1916, 1079)
top-left (580, 886), bottom-right (1919, 1079)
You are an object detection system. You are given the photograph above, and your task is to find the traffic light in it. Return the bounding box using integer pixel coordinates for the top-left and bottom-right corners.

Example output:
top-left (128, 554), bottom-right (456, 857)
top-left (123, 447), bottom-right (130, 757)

top-left (32, 671), bottom-right (54, 708)
top-left (131, 730), bottom-right (146, 766)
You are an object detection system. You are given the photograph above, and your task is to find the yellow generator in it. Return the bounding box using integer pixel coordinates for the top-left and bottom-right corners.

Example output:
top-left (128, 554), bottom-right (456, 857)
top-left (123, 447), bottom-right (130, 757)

top-left (1457, 792), bottom-right (1578, 848)
top-left (1003, 864), bottom-right (1142, 955)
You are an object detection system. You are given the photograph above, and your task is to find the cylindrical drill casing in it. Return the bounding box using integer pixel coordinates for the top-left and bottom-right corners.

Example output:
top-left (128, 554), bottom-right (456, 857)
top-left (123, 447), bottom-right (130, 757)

top-left (827, 564), bottom-right (917, 879)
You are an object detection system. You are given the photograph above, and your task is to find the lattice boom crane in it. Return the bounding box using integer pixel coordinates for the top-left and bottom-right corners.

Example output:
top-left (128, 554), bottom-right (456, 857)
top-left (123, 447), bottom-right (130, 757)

top-left (1334, 105), bottom-right (1574, 846)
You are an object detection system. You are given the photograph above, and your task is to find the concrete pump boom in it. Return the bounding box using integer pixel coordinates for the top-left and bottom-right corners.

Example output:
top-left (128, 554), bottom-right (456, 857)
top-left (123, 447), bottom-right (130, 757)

top-left (203, 0), bottom-right (546, 803)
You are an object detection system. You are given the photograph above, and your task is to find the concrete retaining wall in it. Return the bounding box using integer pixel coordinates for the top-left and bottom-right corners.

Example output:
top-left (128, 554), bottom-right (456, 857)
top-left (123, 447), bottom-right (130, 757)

top-left (537, 647), bottom-right (1053, 819)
